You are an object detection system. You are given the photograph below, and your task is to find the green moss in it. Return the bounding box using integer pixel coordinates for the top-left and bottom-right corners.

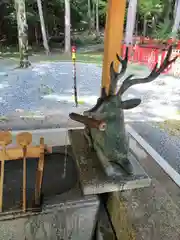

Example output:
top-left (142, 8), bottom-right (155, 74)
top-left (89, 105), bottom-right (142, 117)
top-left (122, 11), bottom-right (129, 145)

top-left (39, 84), bottom-right (54, 95)
top-left (0, 52), bottom-right (103, 67)
top-left (0, 116), bottom-right (9, 122)
top-left (156, 120), bottom-right (180, 136)
top-left (20, 111), bottom-right (45, 120)
top-left (176, 110), bottom-right (180, 115)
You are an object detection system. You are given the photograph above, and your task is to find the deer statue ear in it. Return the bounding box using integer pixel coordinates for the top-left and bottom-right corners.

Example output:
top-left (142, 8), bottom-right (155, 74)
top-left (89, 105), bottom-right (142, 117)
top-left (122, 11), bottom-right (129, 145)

top-left (121, 99), bottom-right (141, 109)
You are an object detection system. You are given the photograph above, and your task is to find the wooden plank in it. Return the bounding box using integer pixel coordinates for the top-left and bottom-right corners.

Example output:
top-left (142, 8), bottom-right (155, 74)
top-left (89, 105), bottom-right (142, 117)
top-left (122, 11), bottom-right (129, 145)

top-left (68, 129), bottom-right (151, 195)
top-left (102, 0), bottom-right (126, 94)
top-left (0, 132), bottom-right (12, 212)
top-left (0, 161), bottom-right (5, 212)
top-left (107, 191), bottom-right (136, 240)
top-left (0, 146), bottom-right (52, 161)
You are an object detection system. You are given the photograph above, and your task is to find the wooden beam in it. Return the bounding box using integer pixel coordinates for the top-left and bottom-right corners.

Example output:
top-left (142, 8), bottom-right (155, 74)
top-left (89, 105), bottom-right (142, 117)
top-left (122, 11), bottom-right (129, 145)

top-left (107, 192), bottom-right (136, 240)
top-left (101, 0), bottom-right (126, 95)
top-left (101, 1), bottom-right (136, 239)
top-left (0, 146), bottom-right (51, 161)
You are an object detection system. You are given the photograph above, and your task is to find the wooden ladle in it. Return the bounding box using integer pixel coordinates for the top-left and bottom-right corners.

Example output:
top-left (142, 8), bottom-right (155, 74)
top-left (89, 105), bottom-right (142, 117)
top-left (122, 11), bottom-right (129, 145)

top-left (34, 137), bottom-right (45, 207)
top-left (16, 132), bottom-right (32, 212)
top-left (0, 131), bottom-right (12, 212)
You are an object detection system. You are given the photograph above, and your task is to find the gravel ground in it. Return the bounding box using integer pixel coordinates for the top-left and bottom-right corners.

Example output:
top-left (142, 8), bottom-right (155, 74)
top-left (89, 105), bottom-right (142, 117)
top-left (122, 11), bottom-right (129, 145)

top-left (0, 62), bottom-right (100, 115)
top-left (0, 60), bottom-right (180, 173)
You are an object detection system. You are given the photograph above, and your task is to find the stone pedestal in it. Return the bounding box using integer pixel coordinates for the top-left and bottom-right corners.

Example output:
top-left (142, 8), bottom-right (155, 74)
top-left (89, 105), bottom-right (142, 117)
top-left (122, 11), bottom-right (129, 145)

top-left (69, 128), bottom-right (152, 240)
top-left (68, 129), bottom-right (151, 195)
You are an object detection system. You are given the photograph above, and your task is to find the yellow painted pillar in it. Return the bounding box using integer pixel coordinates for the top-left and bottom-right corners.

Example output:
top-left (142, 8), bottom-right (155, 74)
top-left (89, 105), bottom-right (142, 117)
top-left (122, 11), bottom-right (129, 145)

top-left (102, 0), bottom-right (126, 95)
top-left (102, 1), bottom-right (136, 239)
top-left (107, 192), bottom-right (136, 240)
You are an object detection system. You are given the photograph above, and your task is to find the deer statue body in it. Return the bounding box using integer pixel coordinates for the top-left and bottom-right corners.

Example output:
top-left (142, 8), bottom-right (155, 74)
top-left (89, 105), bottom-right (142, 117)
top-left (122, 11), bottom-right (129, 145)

top-left (70, 46), bottom-right (177, 177)
top-left (83, 87), bottom-right (132, 176)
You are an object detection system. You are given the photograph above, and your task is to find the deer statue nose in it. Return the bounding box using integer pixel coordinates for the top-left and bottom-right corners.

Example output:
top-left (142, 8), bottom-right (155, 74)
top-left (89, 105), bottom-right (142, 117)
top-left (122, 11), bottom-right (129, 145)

top-left (69, 112), bottom-right (106, 131)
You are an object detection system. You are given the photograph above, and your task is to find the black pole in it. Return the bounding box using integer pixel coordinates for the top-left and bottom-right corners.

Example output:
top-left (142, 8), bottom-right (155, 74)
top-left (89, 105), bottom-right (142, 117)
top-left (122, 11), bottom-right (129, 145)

top-left (73, 58), bottom-right (78, 107)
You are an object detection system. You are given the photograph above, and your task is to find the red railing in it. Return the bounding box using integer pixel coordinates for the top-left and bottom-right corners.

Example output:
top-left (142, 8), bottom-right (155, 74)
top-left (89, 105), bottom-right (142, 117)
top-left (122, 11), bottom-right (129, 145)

top-left (133, 36), bottom-right (180, 49)
top-left (122, 43), bottom-right (180, 74)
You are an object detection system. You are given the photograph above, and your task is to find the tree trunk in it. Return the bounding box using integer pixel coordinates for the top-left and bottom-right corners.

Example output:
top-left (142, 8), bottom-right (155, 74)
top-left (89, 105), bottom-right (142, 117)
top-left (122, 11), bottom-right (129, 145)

top-left (46, 27), bottom-right (49, 40)
top-left (174, 0), bottom-right (178, 15)
top-left (64, 0), bottom-right (71, 54)
top-left (14, 0), bottom-right (30, 68)
top-left (125, 0), bottom-right (138, 45)
top-left (96, 0), bottom-right (99, 36)
top-left (143, 18), bottom-right (147, 39)
top-left (152, 16), bottom-right (156, 33)
top-left (163, 0), bottom-right (173, 23)
top-left (135, 12), bottom-right (138, 37)
top-left (172, 0), bottom-right (180, 39)
top-left (35, 26), bottom-right (39, 45)
top-left (36, 0), bottom-right (50, 55)
top-left (92, 1), bottom-right (95, 30)
top-left (88, 0), bottom-right (92, 34)
top-left (43, 0), bottom-right (49, 44)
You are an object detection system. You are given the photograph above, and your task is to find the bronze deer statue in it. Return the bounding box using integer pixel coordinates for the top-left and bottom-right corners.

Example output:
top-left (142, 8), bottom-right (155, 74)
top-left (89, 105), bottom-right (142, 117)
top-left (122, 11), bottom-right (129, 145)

top-left (69, 46), bottom-right (177, 177)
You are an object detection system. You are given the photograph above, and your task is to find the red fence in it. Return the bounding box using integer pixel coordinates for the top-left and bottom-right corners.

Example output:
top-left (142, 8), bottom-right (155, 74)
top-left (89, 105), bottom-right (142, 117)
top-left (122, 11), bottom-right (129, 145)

top-left (133, 37), bottom-right (180, 49)
top-left (122, 44), bottom-right (180, 75)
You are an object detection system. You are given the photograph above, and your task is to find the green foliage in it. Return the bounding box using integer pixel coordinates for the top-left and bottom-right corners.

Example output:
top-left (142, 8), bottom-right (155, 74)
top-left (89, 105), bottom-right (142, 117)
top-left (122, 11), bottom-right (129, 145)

top-left (73, 31), bottom-right (103, 46)
top-left (138, 0), bottom-right (163, 18)
top-left (98, 0), bottom-right (107, 18)
top-left (0, 0), bottom-right (178, 50)
top-left (152, 21), bottom-right (172, 40)
top-left (137, 0), bottom-right (177, 40)
top-left (0, 0), bottom-right (107, 47)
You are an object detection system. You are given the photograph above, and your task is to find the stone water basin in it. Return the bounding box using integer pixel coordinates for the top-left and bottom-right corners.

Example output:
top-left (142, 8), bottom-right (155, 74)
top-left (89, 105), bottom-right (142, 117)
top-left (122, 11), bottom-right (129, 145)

top-left (0, 145), bottom-right (99, 240)
top-left (2, 146), bottom-right (78, 212)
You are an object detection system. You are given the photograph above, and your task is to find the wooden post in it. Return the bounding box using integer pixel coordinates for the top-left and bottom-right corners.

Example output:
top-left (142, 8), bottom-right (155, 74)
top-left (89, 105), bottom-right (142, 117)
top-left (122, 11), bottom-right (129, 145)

top-left (102, 0), bottom-right (126, 95)
top-left (107, 192), bottom-right (135, 240)
top-left (0, 132), bottom-right (12, 212)
top-left (102, 1), bottom-right (136, 239)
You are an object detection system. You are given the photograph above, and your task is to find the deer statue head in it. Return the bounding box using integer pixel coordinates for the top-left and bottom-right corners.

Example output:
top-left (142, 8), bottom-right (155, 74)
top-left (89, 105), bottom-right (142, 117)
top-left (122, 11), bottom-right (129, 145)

top-left (69, 46), bottom-right (177, 177)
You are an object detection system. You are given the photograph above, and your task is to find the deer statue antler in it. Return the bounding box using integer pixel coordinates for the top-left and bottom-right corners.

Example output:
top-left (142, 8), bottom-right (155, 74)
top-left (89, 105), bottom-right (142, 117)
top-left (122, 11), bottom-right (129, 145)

top-left (118, 46), bottom-right (177, 96)
top-left (86, 48), bottom-right (129, 114)
top-left (108, 47), bottom-right (129, 95)
top-left (69, 45), bottom-right (177, 177)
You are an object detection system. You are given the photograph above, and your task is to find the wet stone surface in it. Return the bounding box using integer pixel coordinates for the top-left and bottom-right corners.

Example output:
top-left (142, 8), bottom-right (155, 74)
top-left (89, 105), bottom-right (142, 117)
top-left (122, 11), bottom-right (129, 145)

top-left (122, 179), bottom-right (180, 240)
